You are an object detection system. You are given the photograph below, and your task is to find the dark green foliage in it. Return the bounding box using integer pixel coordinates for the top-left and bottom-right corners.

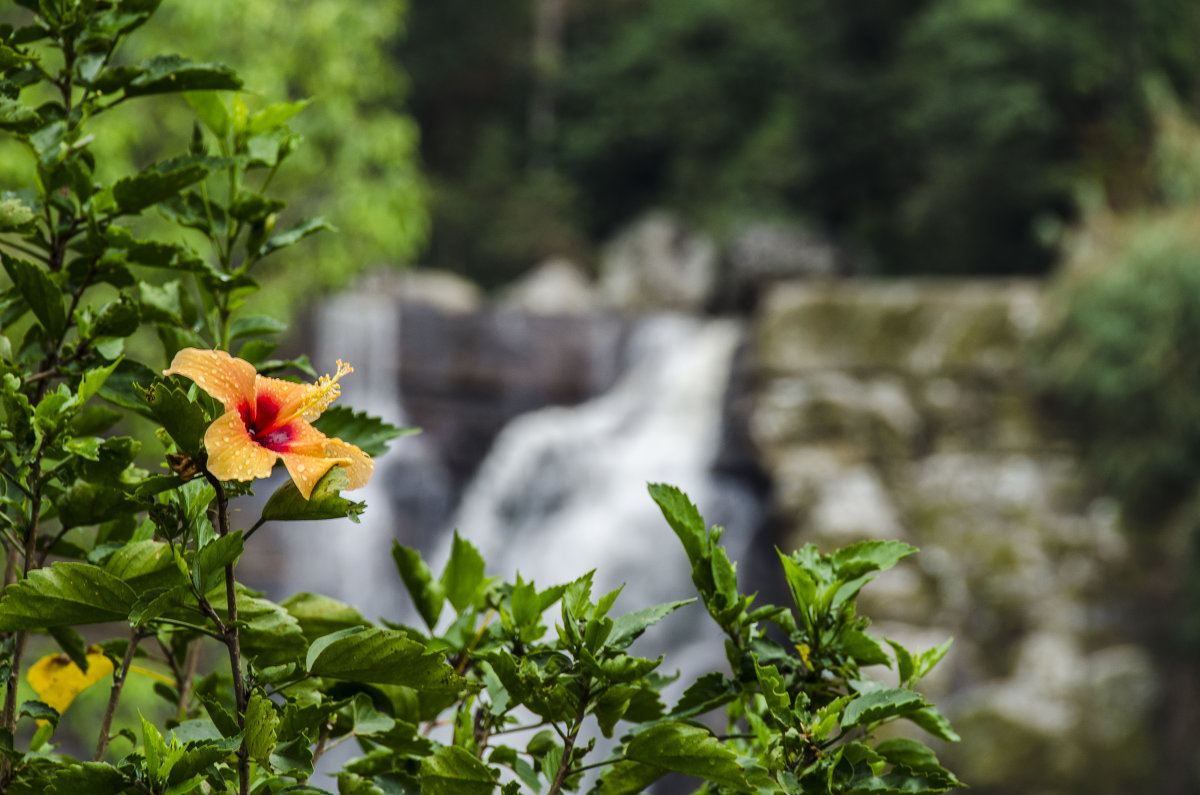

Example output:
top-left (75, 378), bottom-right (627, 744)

top-left (405, 0), bottom-right (1200, 282)
top-left (1037, 232), bottom-right (1200, 524)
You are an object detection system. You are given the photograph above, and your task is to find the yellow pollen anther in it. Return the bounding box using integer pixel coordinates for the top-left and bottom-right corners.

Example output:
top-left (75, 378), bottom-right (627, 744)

top-left (299, 359), bottom-right (353, 421)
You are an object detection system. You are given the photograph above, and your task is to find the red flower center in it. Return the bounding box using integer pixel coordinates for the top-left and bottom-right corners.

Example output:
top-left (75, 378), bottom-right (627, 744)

top-left (241, 393), bottom-right (295, 451)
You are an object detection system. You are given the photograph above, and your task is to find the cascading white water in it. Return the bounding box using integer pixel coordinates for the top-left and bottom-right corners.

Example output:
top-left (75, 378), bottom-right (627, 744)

top-left (445, 313), bottom-right (761, 653)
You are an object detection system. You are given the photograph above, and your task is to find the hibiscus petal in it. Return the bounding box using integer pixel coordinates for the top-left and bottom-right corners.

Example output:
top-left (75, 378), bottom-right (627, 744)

top-left (324, 437), bottom-right (374, 490)
top-left (204, 410), bottom-right (277, 482)
top-left (164, 349), bottom-right (257, 410)
top-left (277, 451), bottom-right (339, 500)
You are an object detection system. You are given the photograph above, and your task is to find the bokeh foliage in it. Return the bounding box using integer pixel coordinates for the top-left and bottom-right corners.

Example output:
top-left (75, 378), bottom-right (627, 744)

top-left (403, 0), bottom-right (1200, 286)
top-left (0, 0), bottom-right (427, 317)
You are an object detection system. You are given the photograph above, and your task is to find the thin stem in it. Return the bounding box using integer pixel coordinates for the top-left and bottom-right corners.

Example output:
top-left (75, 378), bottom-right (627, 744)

top-left (94, 629), bottom-right (143, 761)
top-left (202, 469), bottom-right (249, 795)
top-left (547, 681), bottom-right (591, 795)
top-left (176, 638), bottom-right (202, 722)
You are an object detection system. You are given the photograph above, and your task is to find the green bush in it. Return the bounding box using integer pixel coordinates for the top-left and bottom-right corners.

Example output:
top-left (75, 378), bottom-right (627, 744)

top-left (0, 4), bottom-right (959, 793)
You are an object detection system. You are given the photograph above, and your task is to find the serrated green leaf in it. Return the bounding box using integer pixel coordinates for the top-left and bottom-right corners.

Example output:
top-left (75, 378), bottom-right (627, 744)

top-left (98, 359), bottom-right (159, 417)
top-left (843, 629), bottom-right (891, 667)
top-left (112, 155), bottom-right (226, 215)
top-left (260, 466), bottom-right (364, 521)
top-left (195, 531), bottom-right (243, 593)
top-left (123, 55), bottom-right (242, 97)
top-left (245, 692), bottom-right (278, 765)
top-left (841, 688), bottom-right (928, 730)
top-left (312, 405), bottom-right (416, 458)
top-left (103, 540), bottom-right (184, 592)
top-left (58, 479), bottom-right (139, 530)
top-left (0, 96), bottom-right (39, 133)
top-left (914, 638), bottom-right (953, 681)
top-left (0, 562), bottom-right (135, 630)
top-left (907, 705), bottom-right (960, 743)
top-left (623, 722), bottom-right (750, 791)
top-left (307, 627), bottom-right (467, 695)
top-left (670, 672), bottom-right (737, 720)
top-left (608, 599), bottom-right (694, 650)
top-left (595, 759), bottom-right (666, 795)
top-left (418, 745), bottom-right (495, 795)
top-left (47, 761), bottom-right (130, 795)
top-left (261, 216), bottom-right (331, 255)
top-left (832, 540), bottom-right (918, 579)
top-left (270, 735), bottom-right (314, 778)
top-left (229, 593), bottom-right (306, 668)
top-left (229, 313), bottom-right (286, 340)
top-left (441, 531), bottom-right (486, 613)
top-left (281, 592), bottom-right (368, 643)
top-left (392, 542), bottom-right (444, 630)
top-left (648, 483), bottom-right (707, 564)
top-left (887, 639), bottom-right (915, 685)
top-left (2, 252), bottom-right (65, 337)
top-left (145, 382), bottom-right (208, 456)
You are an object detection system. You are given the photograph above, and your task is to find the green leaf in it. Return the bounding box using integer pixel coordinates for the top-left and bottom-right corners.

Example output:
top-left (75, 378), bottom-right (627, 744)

top-left (608, 599), bottom-right (694, 650)
top-left (58, 479), bottom-right (139, 530)
top-left (440, 531), bottom-right (486, 613)
top-left (260, 466), bottom-right (365, 522)
top-left (875, 738), bottom-right (957, 779)
top-left (229, 313), bottom-right (286, 341)
top-left (306, 627), bottom-right (467, 695)
top-left (832, 540), bottom-right (918, 579)
top-left (281, 592), bottom-right (367, 643)
top-left (98, 359), bottom-right (160, 417)
top-left (47, 762), bottom-right (130, 795)
top-left (312, 405), bottom-right (416, 458)
top-left (907, 705), bottom-right (961, 743)
top-left (914, 638), bottom-right (953, 682)
top-left (144, 382), bottom-right (208, 456)
top-left (669, 672), bottom-right (738, 720)
top-left (0, 562), bottom-right (135, 630)
top-left (103, 540), bottom-right (185, 592)
top-left (112, 155), bottom-right (226, 215)
top-left (2, 252), bottom-right (65, 338)
top-left (247, 100), bottom-right (309, 135)
top-left (623, 722), bottom-right (750, 791)
top-left (648, 483), bottom-right (707, 564)
top-left (0, 96), bottom-right (40, 133)
top-left (123, 55), bottom-right (242, 97)
top-left (887, 639), bottom-right (915, 685)
top-left (261, 216), bottom-right (332, 256)
top-left (594, 760), bottom-right (666, 795)
top-left (168, 738), bottom-right (241, 785)
top-left (48, 625), bottom-right (90, 672)
top-left (392, 542), bottom-right (444, 630)
top-left (184, 91), bottom-right (230, 138)
top-left (270, 735), bottom-right (314, 779)
top-left (841, 688), bottom-right (928, 730)
top-left (842, 629), bottom-right (891, 667)
top-left (231, 594), bottom-right (307, 668)
top-left (244, 693), bottom-right (278, 765)
top-left (194, 532), bottom-right (243, 593)
top-left (418, 745), bottom-right (496, 795)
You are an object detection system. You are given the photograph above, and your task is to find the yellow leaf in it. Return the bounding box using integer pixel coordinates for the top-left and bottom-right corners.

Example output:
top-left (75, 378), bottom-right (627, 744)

top-left (27, 648), bottom-right (114, 724)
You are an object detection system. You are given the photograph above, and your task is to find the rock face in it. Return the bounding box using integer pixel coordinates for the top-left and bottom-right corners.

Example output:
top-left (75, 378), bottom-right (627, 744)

top-left (598, 210), bottom-right (719, 312)
top-left (749, 280), bottom-right (1156, 794)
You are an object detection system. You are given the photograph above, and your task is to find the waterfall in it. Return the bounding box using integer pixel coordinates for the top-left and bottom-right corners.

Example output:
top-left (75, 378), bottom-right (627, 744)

top-left (444, 313), bottom-right (762, 653)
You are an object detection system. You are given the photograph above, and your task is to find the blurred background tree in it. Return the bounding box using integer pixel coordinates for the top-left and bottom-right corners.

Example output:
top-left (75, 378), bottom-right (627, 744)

top-left (0, 0), bottom-right (429, 317)
top-left (402, 0), bottom-right (1200, 287)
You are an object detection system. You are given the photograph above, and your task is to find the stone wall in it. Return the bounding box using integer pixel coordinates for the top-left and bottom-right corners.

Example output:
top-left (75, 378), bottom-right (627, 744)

top-left (748, 280), bottom-right (1158, 793)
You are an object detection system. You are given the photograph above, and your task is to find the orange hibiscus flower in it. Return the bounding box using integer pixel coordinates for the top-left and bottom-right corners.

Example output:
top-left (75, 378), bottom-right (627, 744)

top-left (163, 348), bottom-right (374, 499)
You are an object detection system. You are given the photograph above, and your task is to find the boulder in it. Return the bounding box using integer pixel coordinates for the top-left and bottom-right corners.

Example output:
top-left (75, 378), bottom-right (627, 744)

top-left (599, 210), bottom-right (718, 312)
